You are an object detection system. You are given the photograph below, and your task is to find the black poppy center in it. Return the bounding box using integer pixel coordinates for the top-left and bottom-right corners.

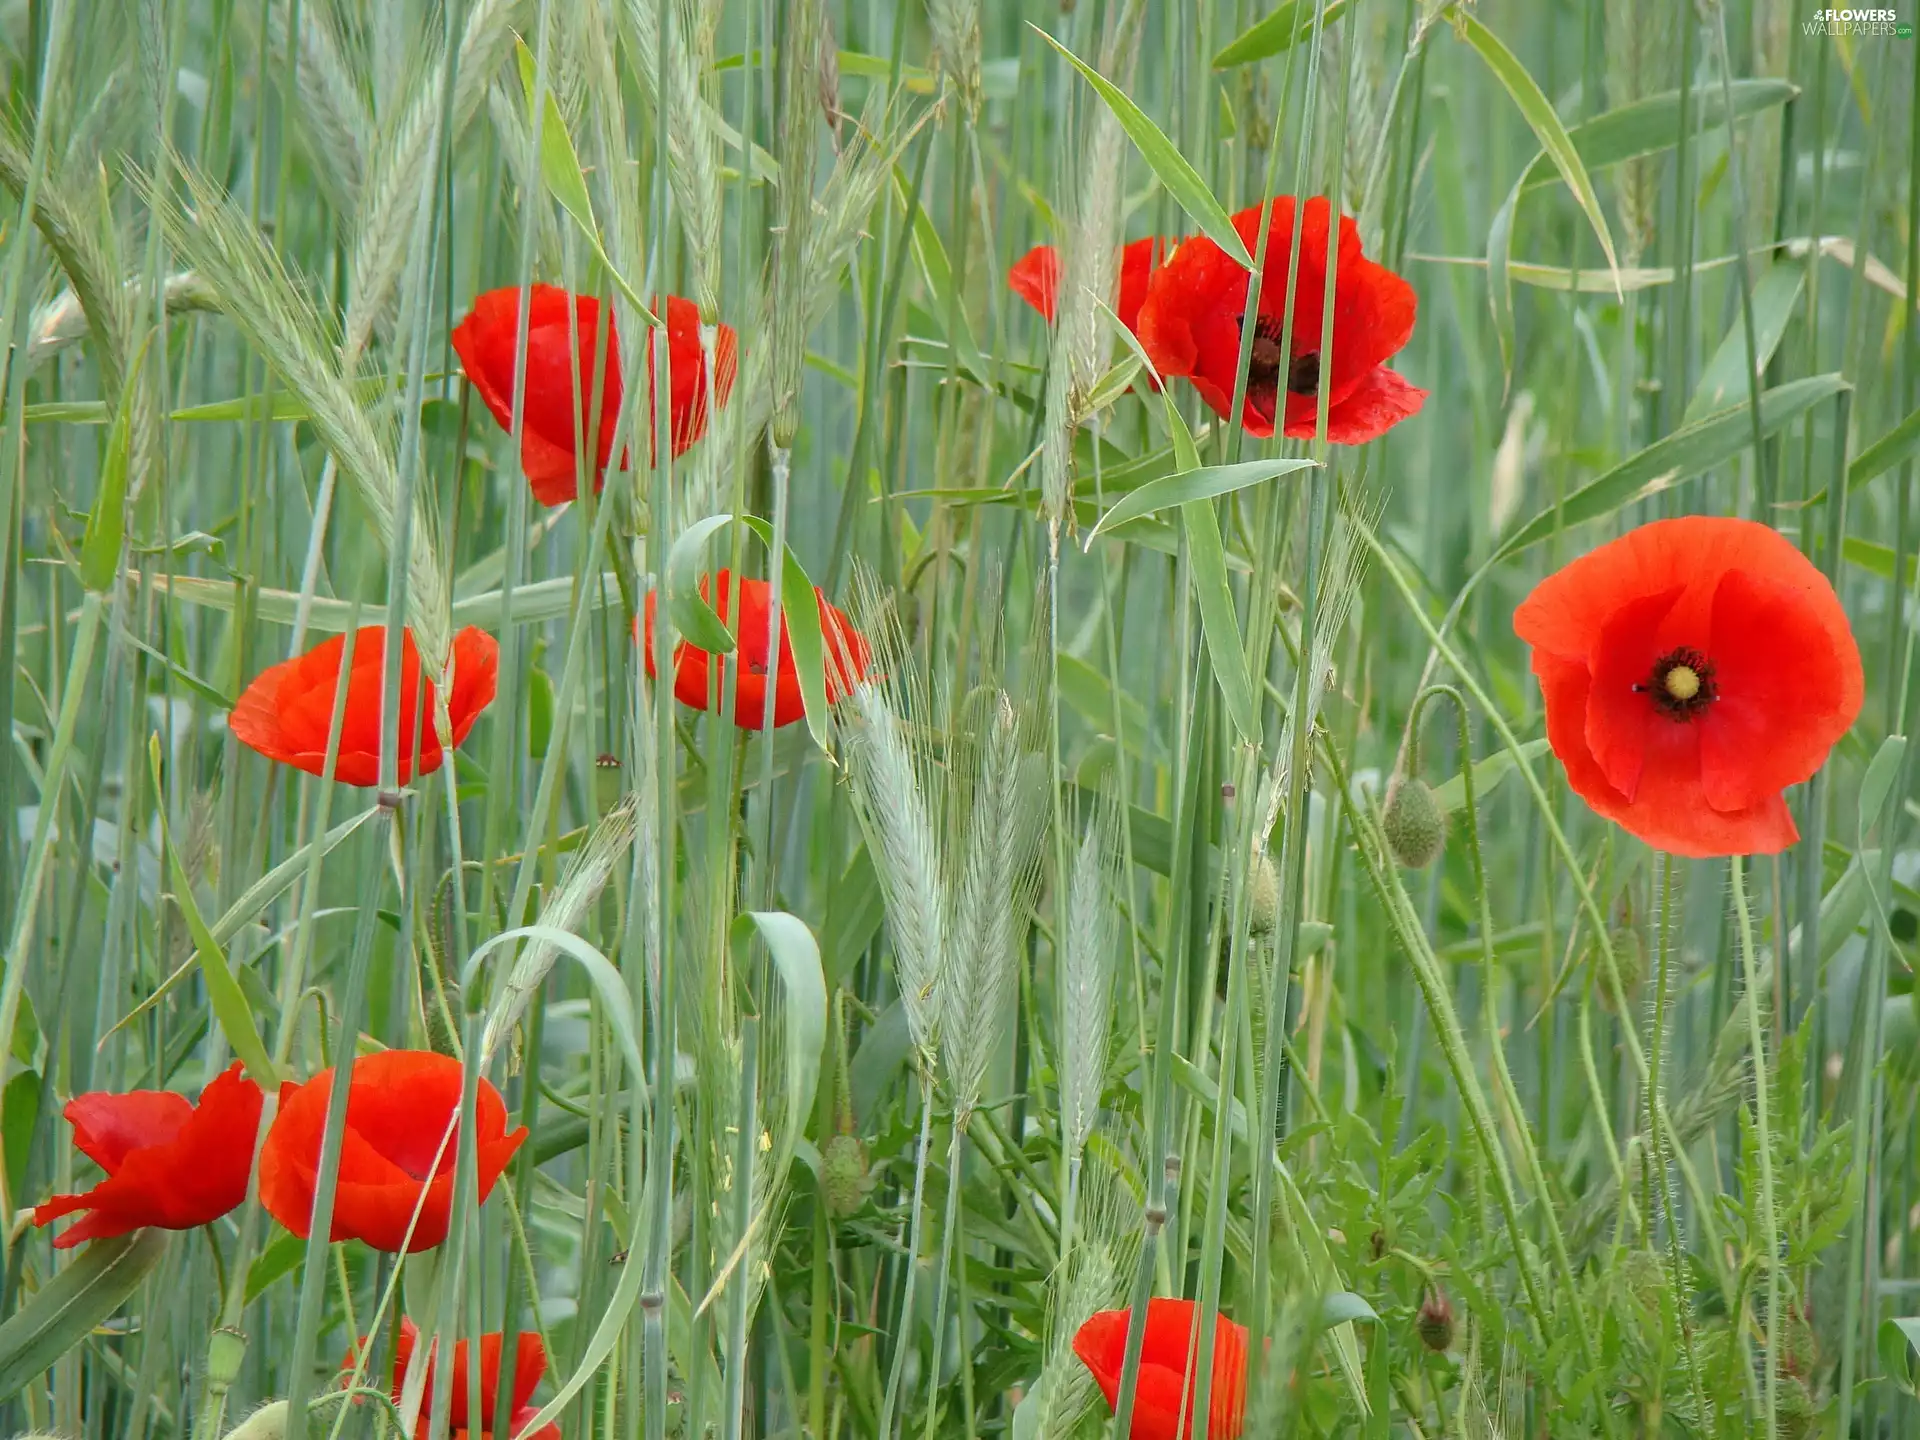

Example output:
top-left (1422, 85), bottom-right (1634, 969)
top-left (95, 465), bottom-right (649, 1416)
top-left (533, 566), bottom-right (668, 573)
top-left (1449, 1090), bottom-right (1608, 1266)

top-left (1239, 313), bottom-right (1314, 421)
top-left (1635, 647), bottom-right (1718, 721)
top-left (1287, 350), bottom-right (1321, 396)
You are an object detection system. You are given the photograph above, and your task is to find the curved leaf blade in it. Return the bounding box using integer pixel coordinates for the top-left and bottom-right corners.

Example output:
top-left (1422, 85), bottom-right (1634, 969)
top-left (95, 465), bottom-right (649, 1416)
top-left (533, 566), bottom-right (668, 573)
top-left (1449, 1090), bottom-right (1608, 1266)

top-left (665, 513), bottom-right (741, 655)
top-left (1089, 458), bottom-right (1317, 540)
top-left (1491, 374), bottom-right (1847, 562)
top-left (1213, 0), bottom-right (1353, 69)
top-left (1458, 13), bottom-right (1621, 299)
top-left (1031, 26), bottom-right (1253, 271)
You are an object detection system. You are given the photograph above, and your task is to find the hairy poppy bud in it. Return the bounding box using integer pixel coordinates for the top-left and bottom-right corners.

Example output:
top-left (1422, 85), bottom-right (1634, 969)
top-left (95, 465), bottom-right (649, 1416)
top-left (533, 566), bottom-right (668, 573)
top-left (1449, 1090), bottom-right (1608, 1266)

top-left (1248, 852), bottom-right (1281, 936)
top-left (1416, 1287), bottom-right (1454, 1353)
top-left (1383, 775), bottom-right (1445, 869)
top-left (820, 1133), bottom-right (874, 1217)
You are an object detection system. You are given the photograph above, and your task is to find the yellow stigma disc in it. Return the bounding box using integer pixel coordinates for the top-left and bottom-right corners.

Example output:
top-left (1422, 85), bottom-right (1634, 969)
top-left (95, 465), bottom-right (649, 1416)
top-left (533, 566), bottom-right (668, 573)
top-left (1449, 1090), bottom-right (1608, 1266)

top-left (1664, 665), bottom-right (1701, 702)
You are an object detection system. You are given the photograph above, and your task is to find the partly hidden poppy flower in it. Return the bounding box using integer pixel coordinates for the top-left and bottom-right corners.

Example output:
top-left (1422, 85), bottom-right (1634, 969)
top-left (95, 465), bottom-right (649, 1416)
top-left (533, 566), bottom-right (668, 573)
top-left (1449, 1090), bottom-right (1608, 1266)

top-left (1514, 516), bottom-right (1863, 858)
top-left (1073, 1299), bottom-right (1248, 1440)
top-left (1008, 237), bottom-right (1163, 334)
top-left (34, 1062), bottom-right (264, 1248)
top-left (451, 286), bottom-right (738, 506)
top-left (259, 1050), bottom-right (527, 1253)
top-left (1136, 196), bottom-right (1425, 444)
top-left (640, 570), bottom-right (870, 730)
top-left (230, 626), bottom-right (498, 788)
top-left (345, 1318), bottom-right (557, 1440)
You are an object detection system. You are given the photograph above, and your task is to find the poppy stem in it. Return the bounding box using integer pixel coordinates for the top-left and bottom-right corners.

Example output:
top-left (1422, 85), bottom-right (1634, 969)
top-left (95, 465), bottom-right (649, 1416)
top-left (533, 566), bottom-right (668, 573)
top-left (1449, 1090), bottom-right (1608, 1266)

top-left (1649, 852), bottom-right (1710, 1427)
top-left (1729, 855), bottom-right (1781, 1439)
top-left (875, 1073), bottom-right (934, 1440)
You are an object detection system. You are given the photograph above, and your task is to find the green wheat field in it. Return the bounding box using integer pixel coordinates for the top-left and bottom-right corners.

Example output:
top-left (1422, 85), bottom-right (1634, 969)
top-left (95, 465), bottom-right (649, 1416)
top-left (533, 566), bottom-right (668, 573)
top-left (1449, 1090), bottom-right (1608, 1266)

top-left (0, 0), bottom-right (1915, 1436)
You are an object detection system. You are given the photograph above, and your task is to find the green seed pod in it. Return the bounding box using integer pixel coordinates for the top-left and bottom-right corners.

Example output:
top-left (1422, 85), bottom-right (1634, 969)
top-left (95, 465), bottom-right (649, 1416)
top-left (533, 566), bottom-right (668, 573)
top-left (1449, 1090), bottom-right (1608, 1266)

top-left (1248, 851), bottom-right (1281, 937)
top-left (1416, 1286), bottom-right (1454, 1353)
top-left (1382, 775), bottom-right (1445, 870)
top-left (820, 1133), bottom-right (874, 1217)
top-left (205, 1327), bottom-right (248, 1392)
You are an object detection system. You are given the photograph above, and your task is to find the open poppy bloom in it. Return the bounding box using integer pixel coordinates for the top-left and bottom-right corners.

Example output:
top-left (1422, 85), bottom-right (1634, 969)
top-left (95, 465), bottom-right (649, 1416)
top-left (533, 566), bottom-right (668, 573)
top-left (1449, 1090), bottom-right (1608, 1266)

top-left (230, 626), bottom-right (498, 788)
top-left (452, 286), bottom-right (738, 506)
top-left (640, 570), bottom-right (870, 730)
top-left (258, 1050), bottom-right (526, 1253)
top-left (1008, 237), bottom-right (1163, 334)
top-left (34, 1062), bottom-right (264, 1248)
top-left (1073, 1299), bottom-right (1248, 1440)
top-left (1135, 196), bottom-right (1424, 444)
top-left (1514, 516), bottom-right (1863, 858)
top-left (346, 1318), bottom-right (557, 1440)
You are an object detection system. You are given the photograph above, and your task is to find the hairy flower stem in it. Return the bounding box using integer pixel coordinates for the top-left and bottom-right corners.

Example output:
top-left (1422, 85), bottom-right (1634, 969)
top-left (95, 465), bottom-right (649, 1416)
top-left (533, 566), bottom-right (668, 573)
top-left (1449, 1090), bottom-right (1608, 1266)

top-left (1731, 856), bottom-right (1780, 1439)
top-left (1650, 853), bottom-right (1709, 1424)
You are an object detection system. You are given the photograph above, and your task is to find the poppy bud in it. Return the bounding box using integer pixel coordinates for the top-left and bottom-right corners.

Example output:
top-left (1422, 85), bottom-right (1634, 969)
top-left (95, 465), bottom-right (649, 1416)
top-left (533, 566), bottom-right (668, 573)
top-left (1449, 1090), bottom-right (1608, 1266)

top-left (1416, 1287), bottom-right (1454, 1353)
top-left (222, 1402), bottom-right (288, 1440)
top-left (820, 1133), bottom-right (874, 1217)
top-left (1248, 852), bottom-right (1280, 936)
top-left (1382, 774), bottom-right (1445, 869)
top-left (1777, 1376), bottom-right (1816, 1440)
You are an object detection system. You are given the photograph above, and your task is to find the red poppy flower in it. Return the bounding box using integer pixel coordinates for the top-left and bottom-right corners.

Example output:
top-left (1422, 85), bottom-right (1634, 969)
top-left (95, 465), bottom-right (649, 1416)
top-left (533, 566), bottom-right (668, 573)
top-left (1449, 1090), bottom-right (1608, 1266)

top-left (230, 626), bottom-right (498, 788)
top-left (258, 1050), bottom-right (527, 1253)
top-left (452, 287), bottom-right (738, 506)
top-left (1514, 516), bottom-right (1863, 858)
top-left (1008, 238), bottom-right (1162, 332)
top-left (639, 570), bottom-right (871, 730)
top-left (346, 1318), bottom-right (557, 1440)
top-left (33, 1062), bottom-right (264, 1248)
top-left (1135, 196), bottom-right (1424, 444)
top-left (1073, 1299), bottom-right (1248, 1440)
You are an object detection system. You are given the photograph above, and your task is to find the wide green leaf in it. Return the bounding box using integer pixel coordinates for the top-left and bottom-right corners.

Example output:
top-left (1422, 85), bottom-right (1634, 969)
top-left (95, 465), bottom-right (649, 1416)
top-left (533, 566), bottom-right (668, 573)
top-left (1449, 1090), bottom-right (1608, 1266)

top-left (1683, 264), bottom-right (1805, 423)
top-left (1524, 78), bottom-right (1798, 192)
top-left (664, 514), bottom-right (741, 655)
top-left (0, 1229), bottom-right (169, 1402)
top-left (1183, 499), bottom-right (1261, 746)
top-left (1430, 738), bottom-right (1552, 815)
top-left (1849, 404), bottom-right (1920, 496)
top-left (1213, 0), bottom-right (1353, 69)
top-left (732, 911), bottom-right (827, 1174)
top-left (1087, 457), bottom-right (1316, 540)
top-left (1032, 27), bottom-right (1253, 270)
top-left (1491, 374), bottom-right (1846, 561)
top-left (1485, 77), bottom-right (1794, 384)
top-left (738, 517), bottom-right (834, 754)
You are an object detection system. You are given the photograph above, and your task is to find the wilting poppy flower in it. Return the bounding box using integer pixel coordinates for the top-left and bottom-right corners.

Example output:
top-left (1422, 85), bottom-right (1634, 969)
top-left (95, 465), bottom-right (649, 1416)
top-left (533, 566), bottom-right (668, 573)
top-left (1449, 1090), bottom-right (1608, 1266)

top-left (1514, 516), bottom-right (1863, 858)
top-left (33, 1062), bottom-right (264, 1248)
top-left (451, 286), bottom-right (738, 506)
top-left (230, 626), bottom-right (498, 788)
top-left (1135, 196), bottom-right (1424, 444)
top-left (1008, 237), bottom-right (1163, 333)
top-left (1073, 1299), bottom-right (1248, 1440)
top-left (258, 1050), bottom-right (526, 1253)
top-left (640, 570), bottom-right (870, 730)
top-left (346, 1318), bottom-right (557, 1440)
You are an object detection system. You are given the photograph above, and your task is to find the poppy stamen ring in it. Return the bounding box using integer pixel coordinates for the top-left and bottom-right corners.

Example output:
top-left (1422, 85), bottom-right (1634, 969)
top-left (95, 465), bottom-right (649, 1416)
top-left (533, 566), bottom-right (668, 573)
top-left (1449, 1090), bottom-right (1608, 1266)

top-left (1634, 646), bottom-right (1718, 721)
